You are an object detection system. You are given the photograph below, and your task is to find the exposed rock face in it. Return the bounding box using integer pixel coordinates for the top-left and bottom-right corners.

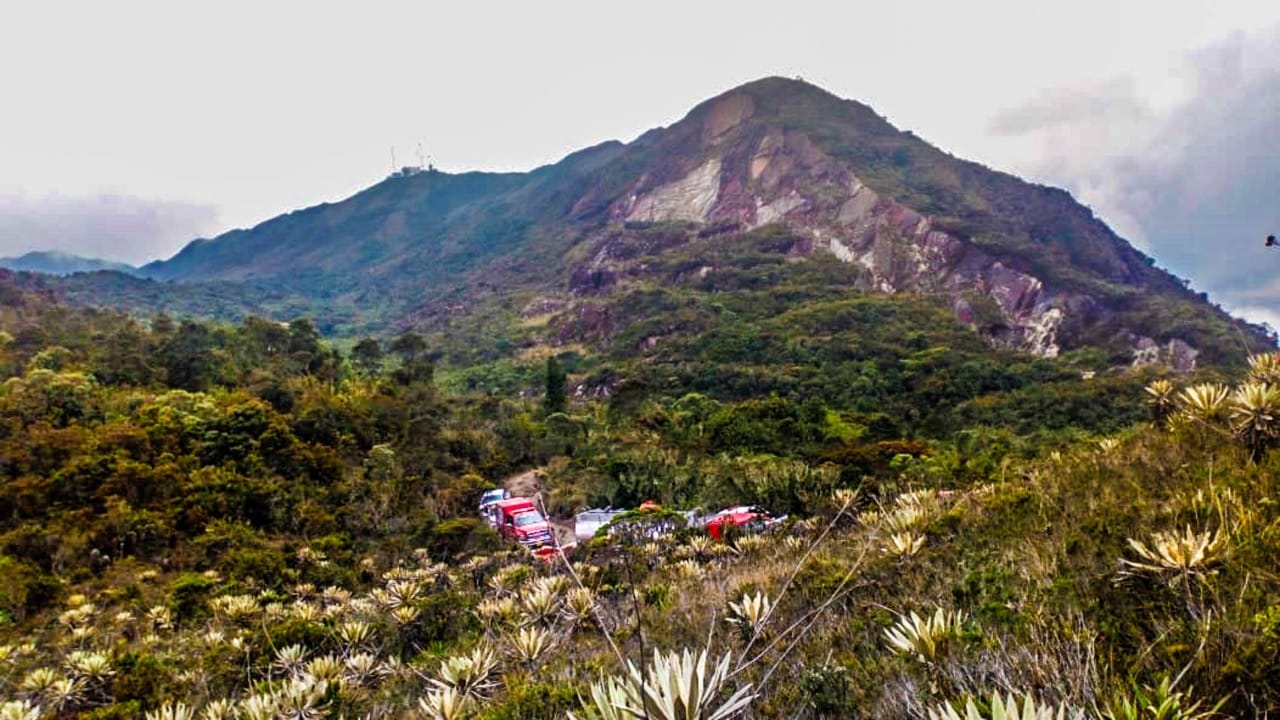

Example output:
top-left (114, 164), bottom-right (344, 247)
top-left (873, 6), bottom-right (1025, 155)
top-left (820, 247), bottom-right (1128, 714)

top-left (552, 303), bottom-right (615, 345)
top-left (1132, 337), bottom-right (1199, 373)
top-left (624, 158), bottom-right (724, 223)
top-left (568, 266), bottom-right (619, 295)
top-left (591, 117), bottom-right (1107, 359)
top-left (703, 93), bottom-right (755, 139)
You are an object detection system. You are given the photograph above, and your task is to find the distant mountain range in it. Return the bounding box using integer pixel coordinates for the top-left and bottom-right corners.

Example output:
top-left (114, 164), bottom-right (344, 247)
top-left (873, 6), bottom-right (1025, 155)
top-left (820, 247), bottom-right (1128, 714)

top-left (0, 250), bottom-right (135, 276)
top-left (25, 76), bottom-right (1273, 369)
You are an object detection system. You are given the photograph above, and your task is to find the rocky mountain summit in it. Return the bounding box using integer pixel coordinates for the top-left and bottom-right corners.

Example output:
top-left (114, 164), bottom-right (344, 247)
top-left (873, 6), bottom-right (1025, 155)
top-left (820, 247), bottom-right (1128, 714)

top-left (59, 78), bottom-right (1270, 367)
top-left (553, 78), bottom-right (1251, 366)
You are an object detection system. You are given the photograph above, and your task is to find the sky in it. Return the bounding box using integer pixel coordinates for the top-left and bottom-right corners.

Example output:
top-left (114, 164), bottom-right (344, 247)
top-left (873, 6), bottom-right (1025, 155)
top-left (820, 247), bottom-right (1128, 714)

top-left (2, 1), bottom-right (1279, 324)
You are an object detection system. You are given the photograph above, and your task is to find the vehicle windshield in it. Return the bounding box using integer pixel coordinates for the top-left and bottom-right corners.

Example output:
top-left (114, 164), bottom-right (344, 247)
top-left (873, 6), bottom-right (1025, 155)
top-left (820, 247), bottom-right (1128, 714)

top-left (514, 512), bottom-right (544, 527)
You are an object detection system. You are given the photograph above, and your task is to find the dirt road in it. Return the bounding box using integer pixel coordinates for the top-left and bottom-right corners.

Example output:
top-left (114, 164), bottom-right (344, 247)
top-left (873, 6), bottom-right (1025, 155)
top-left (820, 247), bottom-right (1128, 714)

top-left (501, 468), bottom-right (577, 548)
top-left (503, 469), bottom-right (542, 498)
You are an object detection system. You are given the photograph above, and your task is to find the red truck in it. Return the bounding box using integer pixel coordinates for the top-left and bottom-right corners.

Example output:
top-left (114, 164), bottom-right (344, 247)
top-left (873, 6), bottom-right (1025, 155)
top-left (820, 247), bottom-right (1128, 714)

top-left (704, 505), bottom-right (785, 541)
top-left (493, 497), bottom-right (555, 549)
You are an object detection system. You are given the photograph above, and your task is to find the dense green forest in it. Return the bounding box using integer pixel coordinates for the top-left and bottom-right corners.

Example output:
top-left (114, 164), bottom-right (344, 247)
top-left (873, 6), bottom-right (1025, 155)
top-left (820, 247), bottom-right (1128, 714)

top-left (3, 272), bottom-right (1280, 719)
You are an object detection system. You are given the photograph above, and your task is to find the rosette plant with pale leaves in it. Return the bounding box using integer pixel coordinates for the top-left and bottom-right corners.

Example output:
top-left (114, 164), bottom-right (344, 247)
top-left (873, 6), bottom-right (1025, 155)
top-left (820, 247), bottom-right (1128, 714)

top-left (727, 591), bottom-right (773, 641)
top-left (1145, 379), bottom-right (1177, 427)
top-left (1247, 351), bottom-right (1280, 385)
top-left (572, 647), bottom-right (756, 720)
top-left (430, 646), bottom-right (500, 701)
top-left (1178, 384), bottom-right (1230, 425)
top-left (1120, 526), bottom-right (1229, 584)
top-left (884, 608), bottom-right (968, 662)
top-left (1228, 381), bottom-right (1280, 461)
top-left (929, 692), bottom-right (1084, 720)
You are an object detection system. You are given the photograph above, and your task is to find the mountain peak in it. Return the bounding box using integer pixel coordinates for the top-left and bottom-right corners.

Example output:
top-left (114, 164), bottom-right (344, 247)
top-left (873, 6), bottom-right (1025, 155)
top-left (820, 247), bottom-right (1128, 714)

top-left (682, 76), bottom-right (866, 134)
top-left (110, 77), bottom-right (1270, 365)
top-left (628, 76), bottom-right (903, 171)
top-left (702, 76), bottom-right (846, 108)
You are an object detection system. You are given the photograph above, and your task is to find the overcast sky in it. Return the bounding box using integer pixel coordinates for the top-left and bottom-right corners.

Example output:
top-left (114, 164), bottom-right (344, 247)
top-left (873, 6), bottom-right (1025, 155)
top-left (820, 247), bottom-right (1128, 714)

top-left (2, 1), bottom-right (1279, 324)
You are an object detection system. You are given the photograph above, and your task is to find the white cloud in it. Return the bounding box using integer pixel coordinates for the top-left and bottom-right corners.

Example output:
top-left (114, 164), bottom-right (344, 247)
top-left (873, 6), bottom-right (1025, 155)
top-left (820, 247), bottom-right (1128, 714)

top-left (1222, 304), bottom-right (1280, 338)
top-left (988, 24), bottom-right (1280, 311)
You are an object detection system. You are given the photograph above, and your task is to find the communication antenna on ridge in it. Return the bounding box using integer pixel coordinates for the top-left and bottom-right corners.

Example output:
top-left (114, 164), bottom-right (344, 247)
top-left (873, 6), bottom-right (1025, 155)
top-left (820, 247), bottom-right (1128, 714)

top-left (390, 145), bottom-right (397, 174)
top-left (416, 141), bottom-right (426, 170)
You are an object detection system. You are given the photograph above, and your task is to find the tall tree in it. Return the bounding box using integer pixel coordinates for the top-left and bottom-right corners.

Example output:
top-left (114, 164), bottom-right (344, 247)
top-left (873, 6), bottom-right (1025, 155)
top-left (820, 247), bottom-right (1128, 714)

top-left (389, 331), bottom-right (427, 363)
top-left (156, 320), bottom-right (218, 391)
top-left (544, 356), bottom-right (567, 415)
top-left (287, 318), bottom-right (324, 374)
top-left (390, 331), bottom-right (432, 386)
top-left (352, 337), bottom-right (384, 377)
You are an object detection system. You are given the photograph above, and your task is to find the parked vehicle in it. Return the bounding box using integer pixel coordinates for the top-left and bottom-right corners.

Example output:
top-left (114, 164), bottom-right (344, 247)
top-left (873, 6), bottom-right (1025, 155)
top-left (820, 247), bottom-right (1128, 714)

top-left (533, 543), bottom-right (573, 563)
top-left (493, 497), bottom-right (554, 548)
top-left (703, 505), bottom-right (785, 541)
top-left (479, 488), bottom-right (510, 527)
top-left (596, 503), bottom-right (699, 541)
top-left (574, 508), bottom-right (626, 542)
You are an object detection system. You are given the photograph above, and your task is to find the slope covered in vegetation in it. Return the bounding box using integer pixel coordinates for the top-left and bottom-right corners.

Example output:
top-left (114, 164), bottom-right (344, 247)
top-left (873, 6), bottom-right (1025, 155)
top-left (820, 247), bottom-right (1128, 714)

top-left (4, 274), bottom-right (1280, 718)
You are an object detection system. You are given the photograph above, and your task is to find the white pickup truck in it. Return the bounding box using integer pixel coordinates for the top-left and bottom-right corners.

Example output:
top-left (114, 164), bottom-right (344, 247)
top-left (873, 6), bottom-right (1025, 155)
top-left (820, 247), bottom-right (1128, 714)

top-left (574, 508), bottom-right (626, 542)
top-left (479, 488), bottom-right (510, 527)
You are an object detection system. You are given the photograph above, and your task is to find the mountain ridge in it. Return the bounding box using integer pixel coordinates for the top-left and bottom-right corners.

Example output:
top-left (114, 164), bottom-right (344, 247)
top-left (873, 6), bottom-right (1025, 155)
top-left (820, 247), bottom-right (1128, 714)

top-left (55, 76), bottom-right (1274, 365)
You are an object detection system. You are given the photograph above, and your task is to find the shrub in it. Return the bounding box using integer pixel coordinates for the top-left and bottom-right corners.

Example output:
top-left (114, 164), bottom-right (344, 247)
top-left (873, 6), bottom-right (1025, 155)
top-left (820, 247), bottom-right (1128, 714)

top-left (110, 653), bottom-right (168, 709)
top-left (167, 573), bottom-right (217, 625)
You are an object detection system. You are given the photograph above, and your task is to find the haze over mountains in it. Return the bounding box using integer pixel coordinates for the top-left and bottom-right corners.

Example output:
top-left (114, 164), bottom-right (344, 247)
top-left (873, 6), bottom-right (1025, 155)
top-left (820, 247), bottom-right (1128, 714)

top-left (0, 250), bottom-right (135, 276)
top-left (20, 77), bottom-right (1274, 368)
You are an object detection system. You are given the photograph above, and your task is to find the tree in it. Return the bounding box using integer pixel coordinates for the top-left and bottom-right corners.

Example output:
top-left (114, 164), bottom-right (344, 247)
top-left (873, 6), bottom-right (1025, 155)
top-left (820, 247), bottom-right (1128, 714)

top-left (150, 313), bottom-right (175, 336)
top-left (287, 318), bottom-right (324, 375)
top-left (544, 356), bottom-right (567, 415)
top-left (94, 324), bottom-right (153, 387)
top-left (543, 411), bottom-right (586, 456)
top-left (390, 331), bottom-right (432, 385)
top-left (0, 330), bottom-right (13, 378)
top-left (156, 320), bottom-right (218, 391)
top-left (390, 331), bottom-right (428, 363)
top-left (352, 338), bottom-right (384, 377)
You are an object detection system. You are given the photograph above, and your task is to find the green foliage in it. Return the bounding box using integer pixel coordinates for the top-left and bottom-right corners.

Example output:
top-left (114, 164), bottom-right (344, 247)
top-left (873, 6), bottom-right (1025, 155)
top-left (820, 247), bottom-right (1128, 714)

top-left (79, 701), bottom-right (144, 720)
top-left (480, 680), bottom-right (582, 719)
top-left (111, 653), bottom-right (169, 708)
top-left (798, 662), bottom-right (854, 718)
top-left (3, 266), bottom-right (1280, 718)
top-left (0, 555), bottom-right (37, 620)
top-left (351, 337), bottom-right (384, 377)
top-left (544, 356), bottom-right (567, 415)
top-left (168, 573), bottom-right (217, 625)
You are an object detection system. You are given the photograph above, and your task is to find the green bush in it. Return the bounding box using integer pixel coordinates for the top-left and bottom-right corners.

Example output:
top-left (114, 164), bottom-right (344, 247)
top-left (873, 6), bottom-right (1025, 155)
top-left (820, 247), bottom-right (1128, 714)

top-left (110, 653), bottom-right (169, 709)
top-left (480, 679), bottom-right (582, 720)
top-left (168, 573), bottom-right (217, 625)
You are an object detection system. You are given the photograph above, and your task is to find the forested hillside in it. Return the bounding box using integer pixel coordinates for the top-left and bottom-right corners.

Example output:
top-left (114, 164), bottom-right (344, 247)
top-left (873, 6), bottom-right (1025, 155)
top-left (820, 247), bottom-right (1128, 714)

top-left (5, 270), bottom-right (1280, 718)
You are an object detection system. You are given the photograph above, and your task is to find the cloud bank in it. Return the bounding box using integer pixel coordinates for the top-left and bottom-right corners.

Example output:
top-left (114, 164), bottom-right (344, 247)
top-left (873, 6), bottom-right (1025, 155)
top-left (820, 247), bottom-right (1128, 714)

top-left (0, 193), bottom-right (219, 265)
top-left (989, 27), bottom-right (1280, 329)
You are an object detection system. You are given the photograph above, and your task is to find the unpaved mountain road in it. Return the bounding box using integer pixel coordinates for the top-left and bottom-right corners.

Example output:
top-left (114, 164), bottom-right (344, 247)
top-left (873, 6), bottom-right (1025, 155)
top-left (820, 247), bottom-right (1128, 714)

top-left (501, 468), bottom-right (577, 548)
top-left (503, 469), bottom-right (542, 498)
